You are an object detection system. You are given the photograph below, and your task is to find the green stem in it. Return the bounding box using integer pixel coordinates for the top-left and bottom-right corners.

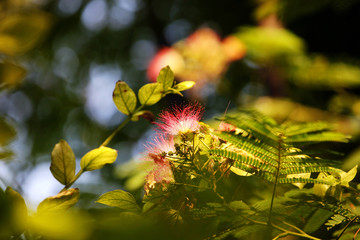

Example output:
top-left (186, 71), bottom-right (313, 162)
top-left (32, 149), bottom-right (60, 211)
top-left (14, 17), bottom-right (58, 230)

top-left (100, 105), bottom-right (144, 147)
top-left (336, 216), bottom-right (357, 240)
top-left (60, 169), bottom-right (84, 192)
top-left (242, 216), bottom-right (320, 240)
top-left (268, 135), bottom-right (283, 225)
top-left (100, 116), bottom-right (131, 147)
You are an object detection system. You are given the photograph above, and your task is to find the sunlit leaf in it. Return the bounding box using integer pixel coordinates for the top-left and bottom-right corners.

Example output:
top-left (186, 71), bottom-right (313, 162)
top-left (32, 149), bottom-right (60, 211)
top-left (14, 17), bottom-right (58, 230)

top-left (173, 81), bottom-right (195, 92)
top-left (0, 61), bottom-right (27, 90)
top-left (50, 140), bottom-right (76, 185)
top-left (138, 83), bottom-right (163, 106)
top-left (112, 80), bottom-right (137, 115)
top-left (97, 189), bottom-right (140, 212)
top-left (0, 11), bottom-right (52, 56)
top-left (339, 165), bottom-right (357, 187)
top-left (156, 66), bottom-right (174, 91)
top-left (37, 188), bottom-right (79, 213)
top-left (80, 147), bottom-right (117, 171)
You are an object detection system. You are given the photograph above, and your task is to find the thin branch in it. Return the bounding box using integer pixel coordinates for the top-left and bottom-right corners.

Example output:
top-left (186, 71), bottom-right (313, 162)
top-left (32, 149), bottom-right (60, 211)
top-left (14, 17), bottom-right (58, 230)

top-left (337, 216), bottom-right (358, 240)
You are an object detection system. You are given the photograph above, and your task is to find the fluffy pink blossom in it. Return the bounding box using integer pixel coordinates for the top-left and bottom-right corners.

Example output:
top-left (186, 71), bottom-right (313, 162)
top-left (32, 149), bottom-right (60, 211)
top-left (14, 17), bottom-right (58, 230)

top-left (144, 135), bottom-right (175, 192)
top-left (155, 104), bottom-right (204, 136)
top-left (145, 135), bottom-right (175, 164)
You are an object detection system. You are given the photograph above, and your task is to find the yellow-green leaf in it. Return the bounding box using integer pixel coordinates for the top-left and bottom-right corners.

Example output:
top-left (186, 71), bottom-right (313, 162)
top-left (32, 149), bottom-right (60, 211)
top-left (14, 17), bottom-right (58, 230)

top-left (340, 165), bottom-right (357, 187)
top-left (37, 188), bottom-right (79, 213)
top-left (138, 83), bottom-right (163, 106)
top-left (96, 189), bottom-right (140, 212)
top-left (156, 66), bottom-right (174, 91)
top-left (112, 81), bottom-right (137, 115)
top-left (174, 81), bottom-right (195, 92)
top-left (50, 140), bottom-right (76, 185)
top-left (80, 147), bottom-right (117, 171)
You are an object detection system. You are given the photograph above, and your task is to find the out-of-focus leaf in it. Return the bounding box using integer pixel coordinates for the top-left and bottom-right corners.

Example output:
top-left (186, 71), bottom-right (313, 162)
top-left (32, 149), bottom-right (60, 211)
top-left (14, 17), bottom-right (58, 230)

top-left (138, 83), bottom-right (163, 106)
top-left (236, 27), bottom-right (304, 62)
top-left (174, 81), bottom-right (195, 92)
top-left (115, 160), bottom-right (152, 191)
top-left (5, 187), bottom-right (28, 235)
top-left (50, 140), bottom-right (76, 185)
top-left (37, 188), bottom-right (79, 213)
top-left (112, 81), bottom-right (137, 115)
top-left (80, 147), bottom-right (117, 171)
top-left (0, 61), bottom-right (26, 90)
top-left (30, 211), bottom-right (89, 240)
top-left (156, 66), bottom-right (174, 91)
top-left (343, 147), bottom-right (360, 171)
top-left (97, 189), bottom-right (140, 212)
top-left (304, 208), bottom-right (333, 233)
top-left (0, 149), bottom-right (14, 161)
top-left (0, 11), bottom-right (52, 56)
top-left (163, 209), bottom-right (183, 226)
top-left (0, 117), bottom-right (16, 146)
top-left (290, 56), bottom-right (360, 89)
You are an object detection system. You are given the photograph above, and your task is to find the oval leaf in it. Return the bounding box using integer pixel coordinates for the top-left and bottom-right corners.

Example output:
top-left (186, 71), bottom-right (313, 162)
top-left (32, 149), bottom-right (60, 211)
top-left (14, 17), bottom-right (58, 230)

top-left (97, 189), bottom-right (140, 212)
top-left (50, 140), bottom-right (75, 185)
top-left (174, 81), bottom-right (195, 92)
top-left (37, 188), bottom-right (79, 213)
top-left (138, 83), bottom-right (163, 106)
top-left (80, 147), bottom-right (117, 171)
top-left (156, 66), bottom-right (174, 91)
top-left (113, 81), bottom-right (137, 115)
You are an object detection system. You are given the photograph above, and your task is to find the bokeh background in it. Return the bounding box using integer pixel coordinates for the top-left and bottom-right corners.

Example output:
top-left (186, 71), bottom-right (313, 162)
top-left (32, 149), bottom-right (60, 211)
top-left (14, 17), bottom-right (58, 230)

top-left (1, 0), bottom-right (360, 210)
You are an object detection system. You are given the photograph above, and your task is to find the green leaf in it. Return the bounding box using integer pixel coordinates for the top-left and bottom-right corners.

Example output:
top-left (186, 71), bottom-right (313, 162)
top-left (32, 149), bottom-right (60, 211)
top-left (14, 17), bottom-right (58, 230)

top-left (80, 147), bottom-right (117, 171)
top-left (174, 81), bottom-right (195, 92)
top-left (138, 83), bottom-right (163, 106)
top-left (37, 188), bottom-right (79, 213)
top-left (156, 66), bottom-right (174, 91)
top-left (96, 189), bottom-right (140, 212)
top-left (50, 140), bottom-right (75, 185)
top-left (112, 81), bottom-right (137, 115)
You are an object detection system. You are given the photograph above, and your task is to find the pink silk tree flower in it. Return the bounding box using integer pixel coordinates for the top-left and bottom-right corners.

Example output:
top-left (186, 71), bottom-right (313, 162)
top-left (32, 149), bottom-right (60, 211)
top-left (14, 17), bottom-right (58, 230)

top-left (144, 135), bottom-right (176, 192)
top-left (155, 104), bottom-right (204, 136)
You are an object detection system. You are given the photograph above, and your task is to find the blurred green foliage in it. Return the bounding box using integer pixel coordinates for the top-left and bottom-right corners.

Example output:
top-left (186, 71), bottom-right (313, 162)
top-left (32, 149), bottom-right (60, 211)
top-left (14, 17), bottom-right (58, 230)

top-left (1, 0), bottom-right (360, 239)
